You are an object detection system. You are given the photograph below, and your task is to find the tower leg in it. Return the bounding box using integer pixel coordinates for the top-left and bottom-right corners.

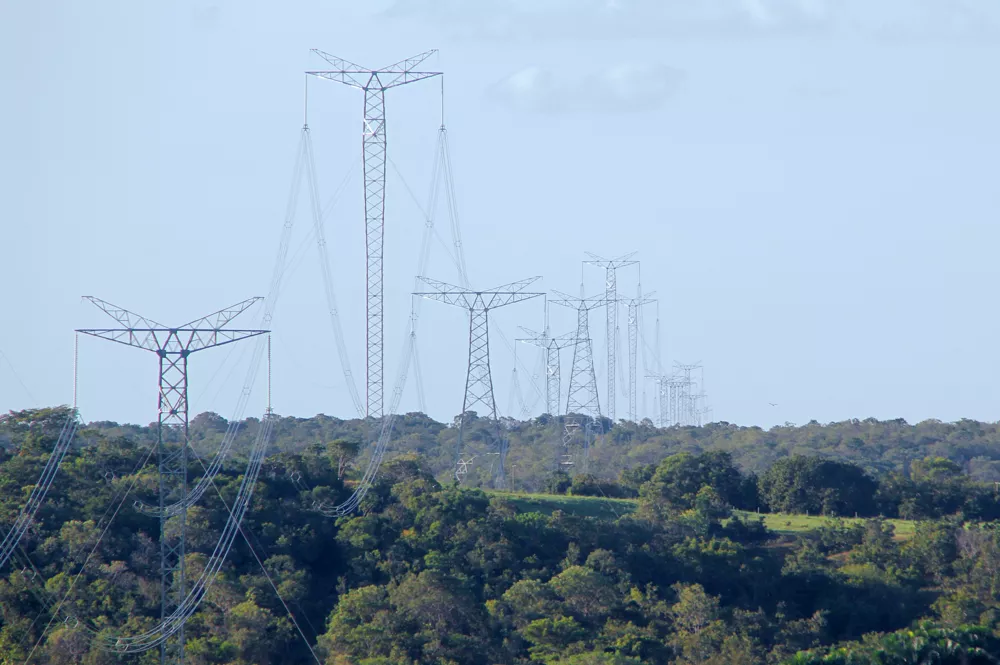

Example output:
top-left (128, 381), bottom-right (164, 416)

top-left (363, 87), bottom-right (387, 424)
top-left (455, 306), bottom-right (505, 488)
top-left (157, 348), bottom-right (188, 665)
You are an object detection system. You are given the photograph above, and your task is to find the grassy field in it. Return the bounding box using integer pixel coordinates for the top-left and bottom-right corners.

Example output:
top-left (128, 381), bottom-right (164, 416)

top-left (744, 511), bottom-right (916, 539)
top-left (489, 491), bottom-right (916, 539)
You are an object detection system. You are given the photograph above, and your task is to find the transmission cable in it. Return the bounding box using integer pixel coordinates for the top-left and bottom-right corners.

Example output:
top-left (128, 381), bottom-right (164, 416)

top-left (303, 130), bottom-right (365, 419)
top-left (22, 436), bottom-right (157, 664)
top-left (186, 435), bottom-right (324, 664)
top-left (0, 411), bottom-right (80, 570)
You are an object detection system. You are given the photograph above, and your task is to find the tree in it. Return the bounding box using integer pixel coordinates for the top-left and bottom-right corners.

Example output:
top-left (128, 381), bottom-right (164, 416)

top-left (327, 438), bottom-right (361, 479)
top-left (759, 456), bottom-right (877, 516)
top-left (638, 451), bottom-right (752, 518)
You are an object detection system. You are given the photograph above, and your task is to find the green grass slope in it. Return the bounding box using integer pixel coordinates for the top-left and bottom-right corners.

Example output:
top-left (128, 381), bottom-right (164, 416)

top-left (490, 491), bottom-right (916, 539)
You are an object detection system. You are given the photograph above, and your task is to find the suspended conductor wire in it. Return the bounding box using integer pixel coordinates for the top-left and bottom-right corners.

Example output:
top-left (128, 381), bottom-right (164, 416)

top-left (387, 156), bottom-right (462, 275)
top-left (303, 129), bottom-right (365, 419)
top-left (21, 434), bottom-right (157, 664)
top-left (183, 431), bottom-right (324, 665)
top-left (275, 161), bottom-right (356, 295)
top-left (311, 125), bottom-right (459, 515)
top-left (617, 326), bottom-right (628, 400)
top-left (14, 433), bottom-right (160, 652)
top-left (439, 126), bottom-right (470, 288)
top-left (0, 411), bottom-right (80, 571)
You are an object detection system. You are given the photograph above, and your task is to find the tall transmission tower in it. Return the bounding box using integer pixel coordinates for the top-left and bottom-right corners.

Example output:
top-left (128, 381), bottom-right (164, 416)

top-left (307, 50), bottom-right (441, 425)
top-left (583, 252), bottom-right (637, 422)
top-left (624, 291), bottom-right (655, 423)
top-left (550, 291), bottom-right (606, 470)
top-left (77, 297), bottom-right (267, 665)
top-left (414, 276), bottom-right (542, 488)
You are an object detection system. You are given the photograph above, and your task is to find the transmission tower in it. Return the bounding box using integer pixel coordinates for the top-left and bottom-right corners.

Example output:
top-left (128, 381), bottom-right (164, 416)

top-left (516, 327), bottom-right (581, 417)
top-left (414, 276), bottom-right (542, 488)
top-left (583, 252), bottom-right (637, 422)
top-left (673, 362), bottom-right (702, 426)
top-left (307, 50), bottom-right (441, 424)
top-left (624, 291), bottom-right (655, 423)
top-left (77, 296), bottom-right (267, 665)
top-left (550, 291), bottom-right (606, 470)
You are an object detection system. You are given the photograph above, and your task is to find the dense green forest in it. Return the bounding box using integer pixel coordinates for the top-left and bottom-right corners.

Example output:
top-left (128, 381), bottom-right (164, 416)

top-left (4, 407), bottom-right (1000, 664)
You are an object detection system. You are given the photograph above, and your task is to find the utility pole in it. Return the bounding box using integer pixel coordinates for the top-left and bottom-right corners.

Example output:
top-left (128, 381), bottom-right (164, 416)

top-left (414, 277), bottom-right (542, 488)
top-left (583, 252), bottom-right (637, 422)
top-left (624, 291), bottom-right (655, 423)
top-left (78, 297), bottom-right (267, 665)
top-left (307, 50), bottom-right (441, 426)
top-left (550, 291), bottom-right (606, 471)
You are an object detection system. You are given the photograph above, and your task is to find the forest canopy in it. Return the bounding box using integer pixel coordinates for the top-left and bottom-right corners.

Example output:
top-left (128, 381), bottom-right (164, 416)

top-left (3, 408), bottom-right (1000, 664)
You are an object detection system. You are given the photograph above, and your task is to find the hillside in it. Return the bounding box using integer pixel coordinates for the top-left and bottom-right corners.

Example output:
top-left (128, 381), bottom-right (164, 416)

top-left (1, 407), bottom-right (999, 665)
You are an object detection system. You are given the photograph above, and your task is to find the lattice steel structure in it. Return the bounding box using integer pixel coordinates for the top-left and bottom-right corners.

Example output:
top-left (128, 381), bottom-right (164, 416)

top-left (583, 252), bottom-right (637, 421)
top-left (414, 277), bottom-right (542, 488)
top-left (550, 291), bottom-right (606, 470)
top-left (624, 291), bottom-right (655, 423)
top-left (516, 326), bottom-right (581, 417)
top-left (78, 297), bottom-right (266, 665)
top-left (307, 49), bottom-right (441, 424)
top-left (673, 362), bottom-right (702, 427)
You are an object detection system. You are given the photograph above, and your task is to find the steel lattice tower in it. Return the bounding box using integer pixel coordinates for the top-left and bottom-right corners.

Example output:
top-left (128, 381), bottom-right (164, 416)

top-left (77, 297), bottom-right (267, 665)
top-left (551, 291), bottom-right (606, 470)
top-left (517, 327), bottom-right (581, 417)
top-left (674, 362), bottom-right (702, 426)
top-left (583, 253), bottom-right (637, 422)
top-left (624, 291), bottom-right (655, 423)
top-left (307, 50), bottom-right (441, 424)
top-left (415, 277), bottom-right (542, 488)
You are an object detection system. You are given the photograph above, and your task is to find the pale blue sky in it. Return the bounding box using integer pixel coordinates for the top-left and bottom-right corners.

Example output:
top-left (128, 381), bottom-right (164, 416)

top-left (2, 0), bottom-right (1000, 428)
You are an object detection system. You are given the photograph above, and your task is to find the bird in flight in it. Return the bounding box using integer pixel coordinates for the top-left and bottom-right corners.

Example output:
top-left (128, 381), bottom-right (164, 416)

top-left (768, 402), bottom-right (778, 407)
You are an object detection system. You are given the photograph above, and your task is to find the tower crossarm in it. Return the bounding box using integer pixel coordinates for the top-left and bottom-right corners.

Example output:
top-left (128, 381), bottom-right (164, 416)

top-left (76, 328), bottom-right (267, 354)
top-left (517, 330), bottom-right (580, 348)
top-left (414, 276), bottom-right (542, 311)
top-left (583, 251), bottom-right (639, 270)
top-left (308, 49), bottom-right (441, 90)
top-left (77, 296), bottom-right (268, 354)
top-left (549, 290), bottom-right (608, 311)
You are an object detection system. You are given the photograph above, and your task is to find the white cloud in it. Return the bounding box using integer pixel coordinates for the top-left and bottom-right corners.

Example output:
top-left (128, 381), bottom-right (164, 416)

top-left (490, 63), bottom-right (685, 113)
